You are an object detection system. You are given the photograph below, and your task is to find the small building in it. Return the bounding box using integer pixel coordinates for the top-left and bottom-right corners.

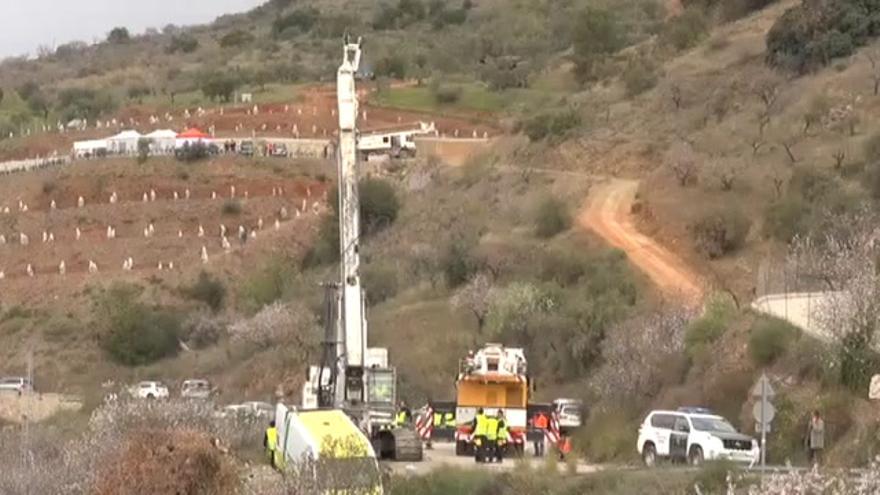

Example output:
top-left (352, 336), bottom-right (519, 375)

top-left (144, 129), bottom-right (177, 154)
top-left (106, 130), bottom-right (143, 155)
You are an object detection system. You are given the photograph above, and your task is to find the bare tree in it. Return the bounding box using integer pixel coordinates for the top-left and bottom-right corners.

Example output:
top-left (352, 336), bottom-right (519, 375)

top-left (709, 156), bottom-right (744, 192)
top-left (451, 272), bottom-right (493, 332)
top-left (665, 140), bottom-right (698, 187)
top-left (751, 138), bottom-right (765, 156)
top-left (802, 95), bottom-right (830, 136)
top-left (867, 49), bottom-right (880, 96)
top-left (788, 208), bottom-right (880, 389)
top-left (228, 301), bottom-right (318, 350)
top-left (832, 148), bottom-right (846, 171)
top-left (770, 173), bottom-right (785, 199)
top-left (591, 307), bottom-right (696, 408)
top-left (670, 84), bottom-right (683, 110)
top-left (780, 138), bottom-right (798, 164)
top-left (754, 76), bottom-right (780, 113)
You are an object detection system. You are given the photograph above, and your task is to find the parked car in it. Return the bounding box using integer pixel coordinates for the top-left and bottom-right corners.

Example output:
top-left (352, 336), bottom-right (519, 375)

top-left (637, 408), bottom-right (760, 466)
top-left (131, 381), bottom-right (169, 400)
top-left (0, 376), bottom-right (33, 394)
top-left (239, 141), bottom-right (255, 156)
top-left (269, 143), bottom-right (288, 157)
top-left (181, 379), bottom-right (214, 399)
top-left (241, 401), bottom-right (274, 418)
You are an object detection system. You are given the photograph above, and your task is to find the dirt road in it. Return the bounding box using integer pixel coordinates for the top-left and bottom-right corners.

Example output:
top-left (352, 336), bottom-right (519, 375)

top-left (580, 179), bottom-right (704, 303)
top-left (384, 442), bottom-right (603, 476)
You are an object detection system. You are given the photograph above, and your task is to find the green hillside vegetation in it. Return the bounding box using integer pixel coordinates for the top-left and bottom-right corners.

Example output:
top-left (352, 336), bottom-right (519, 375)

top-left (7, 0), bottom-right (880, 490)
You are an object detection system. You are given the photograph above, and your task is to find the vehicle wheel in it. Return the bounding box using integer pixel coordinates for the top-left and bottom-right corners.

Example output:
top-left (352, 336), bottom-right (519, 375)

top-left (455, 441), bottom-right (468, 456)
top-left (147, 394), bottom-right (155, 400)
top-left (642, 443), bottom-right (657, 467)
top-left (689, 446), bottom-right (704, 466)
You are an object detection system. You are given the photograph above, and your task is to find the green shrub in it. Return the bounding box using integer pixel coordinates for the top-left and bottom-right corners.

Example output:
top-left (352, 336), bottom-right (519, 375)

top-left (219, 29), bottom-right (255, 48)
top-left (41, 180), bottom-right (56, 195)
top-left (622, 57), bottom-right (659, 96)
top-left (363, 263), bottom-right (399, 306)
top-left (184, 272), bottom-right (227, 312)
top-left (137, 138), bottom-right (151, 164)
top-left (359, 178), bottom-right (401, 235)
top-left (301, 215), bottom-right (339, 267)
top-left (221, 199), bottom-right (242, 215)
top-left (534, 197), bottom-right (572, 239)
top-left (685, 296), bottom-right (734, 358)
top-left (766, 0), bottom-right (880, 73)
top-left (94, 284), bottom-right (181, 366)
top-left (580, 410), bottom-right (639, 463)
top-left (441, 239), bottom-right (477, 289)
top-left (749, 317), bottom-right (799, 366)
top-left (431, 83), bottom-right (462, 105)
top-left (239, 258), bottom-right (297, 313)
top-left (691, 207), bottom-right (750, 258)
top-left (763, 195), bottom-right (810, 242)
top-left (538, 249), bottom-right (587, 287)
top-left (521, 109), bottom-right (582, 142)
top-left (693, 461), bottom-right (737, 494)
top-left (662, 8), bottom-right (708, 51)
top-left (166, 34), bottom-right (199, 54)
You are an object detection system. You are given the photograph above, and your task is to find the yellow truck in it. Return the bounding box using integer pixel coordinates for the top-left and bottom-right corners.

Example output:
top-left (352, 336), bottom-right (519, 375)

top-left (274, 404), bottom-right (383, 494)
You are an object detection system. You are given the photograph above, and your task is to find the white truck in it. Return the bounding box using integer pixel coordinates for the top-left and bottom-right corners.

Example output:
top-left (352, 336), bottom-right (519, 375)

top-left (358, 122), bottom-right (437, 160)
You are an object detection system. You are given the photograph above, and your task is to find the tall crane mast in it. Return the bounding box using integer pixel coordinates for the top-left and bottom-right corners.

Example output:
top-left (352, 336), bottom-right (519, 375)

top-left (335, 36), bottom-right (367, 407)
top-left (303, 36), bottom-right (422, 462)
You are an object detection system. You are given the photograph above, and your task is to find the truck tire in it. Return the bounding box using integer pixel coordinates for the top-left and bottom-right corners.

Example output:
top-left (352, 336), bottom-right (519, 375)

top-left (689, 446), bottom-right (704, 466)
top-left (642, 443), bottom-right (657, 467)
top-left (391, 428), bottom-right (423, 462)
top-left (455, 440), bottom-right (469, 456)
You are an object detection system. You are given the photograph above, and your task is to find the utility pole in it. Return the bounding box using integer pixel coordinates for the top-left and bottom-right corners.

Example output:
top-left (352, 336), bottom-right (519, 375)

top-left (21, 348), bottom-right (33, 495)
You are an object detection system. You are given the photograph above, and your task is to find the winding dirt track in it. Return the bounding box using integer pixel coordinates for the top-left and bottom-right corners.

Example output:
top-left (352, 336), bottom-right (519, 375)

top-left (580, 179), bottom-right (704, 303)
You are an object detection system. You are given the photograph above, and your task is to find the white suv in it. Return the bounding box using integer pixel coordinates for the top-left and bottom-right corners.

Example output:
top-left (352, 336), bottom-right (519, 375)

top-left (131, 381), bottom-right (169, 400)
top-left (637, 408), bottom-right (760, 466)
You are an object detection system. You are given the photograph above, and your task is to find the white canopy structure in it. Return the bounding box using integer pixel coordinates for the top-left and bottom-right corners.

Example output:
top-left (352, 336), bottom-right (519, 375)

top-left (106, 130), bottom-right (142, 154)
top-left (72, 139), bottom-right (108, 158)
top-left (145, 129), bottom-right (177, 154)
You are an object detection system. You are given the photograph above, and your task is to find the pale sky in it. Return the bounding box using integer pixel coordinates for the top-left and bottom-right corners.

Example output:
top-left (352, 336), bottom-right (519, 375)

top-left (0, 0), bottom-right (266, 58)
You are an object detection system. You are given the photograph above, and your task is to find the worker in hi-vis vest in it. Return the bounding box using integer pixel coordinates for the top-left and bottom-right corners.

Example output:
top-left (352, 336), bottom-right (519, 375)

top-left (395, 401), bottom-right (411, 427)
top-left (264, 420), bottom-right (278, 468)
top-left (444, 411), bottom-right (456, 429)
top-left (494, 409), bottom-right (509, 464)
top-left (472, 408), bottom-right (488, 463)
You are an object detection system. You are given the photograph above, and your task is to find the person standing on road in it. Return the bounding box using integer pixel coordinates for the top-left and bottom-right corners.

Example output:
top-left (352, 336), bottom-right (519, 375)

top-left (532, 411), bottom-right (548, 457)
top-left (495, 409), bottom-right (508, 464)
top-left (263, 420), bottom-right (278, 468)
top-left (485, 412), bottom-right (499, 465)
top-left (805, 410), bottom-right (825, 467)
top-left (472, 408), bottom-right (488, 463)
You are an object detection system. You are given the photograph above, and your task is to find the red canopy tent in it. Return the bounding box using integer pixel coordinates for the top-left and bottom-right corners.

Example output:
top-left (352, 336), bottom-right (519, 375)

top-left (177, 128), bottom-right (210, 139)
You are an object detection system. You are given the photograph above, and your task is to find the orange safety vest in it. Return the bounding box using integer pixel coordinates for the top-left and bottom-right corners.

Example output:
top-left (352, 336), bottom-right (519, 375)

top-left (534, 414), bottom-right (549, 429)
top-left (559, 437), bottom-right (572, 454)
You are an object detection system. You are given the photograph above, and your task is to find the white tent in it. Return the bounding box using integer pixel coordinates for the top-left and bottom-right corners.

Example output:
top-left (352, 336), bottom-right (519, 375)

top-left (106, 130), bottom-right (142, 154)
top-left (145, 129), bottom-right (177, 154)
top-left (72, 139), bottom-right (108, 158)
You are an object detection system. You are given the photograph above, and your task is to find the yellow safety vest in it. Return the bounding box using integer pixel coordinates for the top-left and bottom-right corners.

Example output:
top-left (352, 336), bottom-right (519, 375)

top-left (434, 412), bottom-right (443, 427)
top-left (486, 417), bottom-right (499, 441)
top-left (396, 410), bottom-right (408, 426)
top-left (444, 412), bottom-right (455, 428)
top-left (497, 420), bottom-right (508, 442)
top-left (474, 414), bottom-right (488, 437)
top-left (266, 427), bottom-right (278, 451)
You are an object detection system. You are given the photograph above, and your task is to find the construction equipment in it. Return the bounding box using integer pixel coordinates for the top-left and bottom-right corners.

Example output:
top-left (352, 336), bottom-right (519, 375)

top-left (274, 405), bottom-right (383, 493)
top-left (297, 36), bottom-right (423, 463)
top-left (453, 343), bottom-right (530, 455)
